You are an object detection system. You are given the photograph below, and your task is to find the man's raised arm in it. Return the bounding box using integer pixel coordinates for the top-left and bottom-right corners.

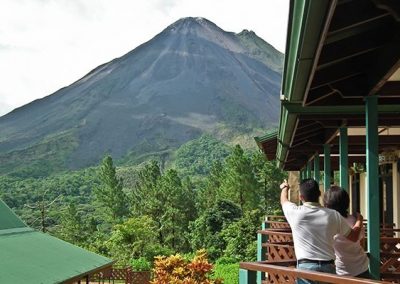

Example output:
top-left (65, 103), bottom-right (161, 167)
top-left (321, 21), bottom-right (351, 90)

top-left (280, 180), bottom-right (290, 205)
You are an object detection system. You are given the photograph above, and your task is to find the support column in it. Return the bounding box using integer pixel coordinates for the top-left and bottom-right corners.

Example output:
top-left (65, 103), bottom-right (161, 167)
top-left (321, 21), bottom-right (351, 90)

top-left (314, 154), bottom-right (320, 184)
top-left (366, 95), bottom-right (380, 280)
top-left (306, 161), bottom-right (312, 178)
top-left (324, 144), bottom-right (331, 191)
top-left (340, 127), bottom-right (349, 191)
top-left (393, 161), bottom-right (400, 237)
top-left (239, 269), bottom-right (257, 284)
top-left (257, 221), bottom-right (267, 283)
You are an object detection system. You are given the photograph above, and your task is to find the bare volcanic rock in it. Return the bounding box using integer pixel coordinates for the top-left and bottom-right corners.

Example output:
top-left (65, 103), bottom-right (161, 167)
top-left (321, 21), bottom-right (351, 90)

top-left (0, 17), bottom-right (283, 174)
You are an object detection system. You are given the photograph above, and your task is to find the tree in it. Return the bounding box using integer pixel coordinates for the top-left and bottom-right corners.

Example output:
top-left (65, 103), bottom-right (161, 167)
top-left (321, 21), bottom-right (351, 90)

top-left (197, 161), bottom-right (224, 213)
top-left (189, 199), bottom-right (242, 260)
top-left (131, 162), bottom-right (196, 252)
top-left (251, 152), bottom-right (286, 215)
top-left (56, 203), bottom-right (85, 245)
top-left (219, 145), bottom-right (260, 212)
top-left (106, 216), bottom-right (159, 265)
top-left (94, 155), bottom-right (129, 224)
top-left (158, 169), bottom-right (196, 252)
top-left (221, 209), bottom-right (262, 261)
top-left (174, 134), bottom-right (230, 177)
top-left (130, 160), bottom-right (161, 217)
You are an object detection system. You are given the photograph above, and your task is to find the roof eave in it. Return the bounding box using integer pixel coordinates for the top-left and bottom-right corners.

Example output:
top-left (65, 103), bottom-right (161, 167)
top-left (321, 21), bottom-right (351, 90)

top-left (277, 0), bottom-right (337, 168)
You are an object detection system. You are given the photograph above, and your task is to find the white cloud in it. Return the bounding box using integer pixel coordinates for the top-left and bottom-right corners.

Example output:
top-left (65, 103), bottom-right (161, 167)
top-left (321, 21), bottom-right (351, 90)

top-left (0, 0), bottom-right (289, 116)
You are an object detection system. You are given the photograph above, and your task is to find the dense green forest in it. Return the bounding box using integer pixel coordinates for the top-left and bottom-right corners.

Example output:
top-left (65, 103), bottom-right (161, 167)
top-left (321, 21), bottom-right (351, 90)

top-left (0, 135), bottom-right (285, 282)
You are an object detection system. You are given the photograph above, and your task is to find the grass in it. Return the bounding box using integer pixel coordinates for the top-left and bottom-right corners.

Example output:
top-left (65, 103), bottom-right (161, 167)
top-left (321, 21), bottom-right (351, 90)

top-left (213, 262), bottom-right (239, 284)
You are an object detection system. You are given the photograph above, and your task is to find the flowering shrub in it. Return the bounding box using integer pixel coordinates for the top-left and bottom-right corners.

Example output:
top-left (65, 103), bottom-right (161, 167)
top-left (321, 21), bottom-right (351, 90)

top-left (151, 249), bottom-right (222, 284)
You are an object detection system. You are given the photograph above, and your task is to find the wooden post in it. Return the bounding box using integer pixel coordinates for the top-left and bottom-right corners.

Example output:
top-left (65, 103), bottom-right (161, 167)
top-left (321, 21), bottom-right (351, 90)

top-left (324, 144), bottom-right (331, 191)
top-left (306, 161), bottom-right (312, 178)
top-left (340, 127), bottom-right (349, 191)
top-left (366, 95), bottom-right (380, 279)
top-left (239, 269), bottom-right (257, 284)
top-left (314, 153), bottom-right (320, 184)
top-left (257, 220), bottom-right (267, 283)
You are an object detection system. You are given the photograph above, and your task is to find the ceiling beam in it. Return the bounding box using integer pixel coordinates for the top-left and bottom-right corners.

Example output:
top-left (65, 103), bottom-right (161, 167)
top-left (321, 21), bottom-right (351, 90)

top-left (292, 133), bottom-right (325, 148)
top-left (326, 14), bottom-right (391, 44)
top-left (283, 102), bottom-right (400, 115)
top-left (284, 155), bottom-right (367, 171)
top-left (378, 81), bottom-right (400, 97)
top-left (307, 76), bottom-right (369, 105)
top-left (311, 58), bottom-right (364, 88)
top-left (329, 0), bottom-right (390, 34)
top-left (318, 31), bottom-right (387, 69)
top-left (372, 0), bottom-right (400, 21)
top-left (367, 39), bottom-right (400, 95)
top-left (330, 135), bottom-right (400, 145)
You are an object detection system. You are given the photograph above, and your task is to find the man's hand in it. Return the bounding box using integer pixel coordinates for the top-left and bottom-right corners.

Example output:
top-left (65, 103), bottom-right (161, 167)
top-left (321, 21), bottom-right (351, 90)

top-left (280, 180), bottom-right (289, 190)
top-left (346, 212), bottom-right (364, 242)
top-left (355, 212), bottom-right (364, 226)
top-left (280, 179), bottom-right (290, 205)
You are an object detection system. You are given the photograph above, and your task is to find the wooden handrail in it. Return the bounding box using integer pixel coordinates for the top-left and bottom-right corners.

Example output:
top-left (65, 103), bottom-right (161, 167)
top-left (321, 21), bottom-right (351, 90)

top-left (265, 215), bottom-right (286, 218)
top-left (240, 262), bottom-right (389, 283)
top-left (257, 229), bottom-right (293, 236)
top-left (262, 243), bottom-right (294, 248)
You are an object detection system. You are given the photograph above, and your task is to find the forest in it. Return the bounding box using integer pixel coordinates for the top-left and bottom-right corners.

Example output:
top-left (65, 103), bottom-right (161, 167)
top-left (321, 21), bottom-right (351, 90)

top-left (0, 135), bottom-right (285, 282)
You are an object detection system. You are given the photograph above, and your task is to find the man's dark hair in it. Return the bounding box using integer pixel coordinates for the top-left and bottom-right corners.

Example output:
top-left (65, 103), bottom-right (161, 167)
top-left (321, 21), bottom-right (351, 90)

top-left (299, 178), bottom-right (320, 202)
top-left (323, 185), bottom-right (349, 217)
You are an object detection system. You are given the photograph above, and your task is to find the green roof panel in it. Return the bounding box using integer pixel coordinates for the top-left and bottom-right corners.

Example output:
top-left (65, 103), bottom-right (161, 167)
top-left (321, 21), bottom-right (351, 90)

top-left (0, 199), bottom-right (113, 283)
top-left (0, 230), bottom-right (113, 283)
top-left (0, 199), bottom-right (27, 230)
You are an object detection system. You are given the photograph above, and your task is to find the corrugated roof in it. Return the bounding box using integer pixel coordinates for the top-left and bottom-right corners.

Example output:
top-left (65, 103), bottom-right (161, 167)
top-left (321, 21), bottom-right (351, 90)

top-left (0, 199), bottom-right (113, 283)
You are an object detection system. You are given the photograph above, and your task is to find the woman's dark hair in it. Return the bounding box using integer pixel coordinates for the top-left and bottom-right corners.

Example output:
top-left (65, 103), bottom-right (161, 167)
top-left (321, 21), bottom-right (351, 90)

top-left (323, 185), bottom-right (349, 217)
top-left (299, 179), bottom-right (320, 202)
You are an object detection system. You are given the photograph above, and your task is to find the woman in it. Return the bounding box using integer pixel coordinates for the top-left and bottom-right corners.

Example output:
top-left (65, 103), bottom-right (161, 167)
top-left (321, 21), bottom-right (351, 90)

top-left (323, 186), bottom-right (371, 279)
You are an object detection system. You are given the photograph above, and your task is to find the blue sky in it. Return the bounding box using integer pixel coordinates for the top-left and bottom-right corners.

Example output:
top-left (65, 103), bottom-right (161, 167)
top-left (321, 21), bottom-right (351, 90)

top-left (0, 0), bottom-right (289, 116)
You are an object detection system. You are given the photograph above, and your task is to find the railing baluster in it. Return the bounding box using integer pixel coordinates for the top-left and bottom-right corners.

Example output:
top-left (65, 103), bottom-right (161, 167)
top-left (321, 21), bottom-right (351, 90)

top-left (257, 217), bottom-right (268, 283)
top-left (239, 268), bottom-right (257, 284)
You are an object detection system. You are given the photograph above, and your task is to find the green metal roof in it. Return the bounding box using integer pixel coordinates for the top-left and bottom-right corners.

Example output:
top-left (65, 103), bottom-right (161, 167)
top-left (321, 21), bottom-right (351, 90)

top-left (0, 199), bottom-right (113, 284)
top-left (254, 130), bottom-right (278, 144)
top-left (0, 199), bottom-right (27, 230)
top-left (277, 0), bottom-right (336, 168)
top-left (254, 130), bottom-right (278, 161)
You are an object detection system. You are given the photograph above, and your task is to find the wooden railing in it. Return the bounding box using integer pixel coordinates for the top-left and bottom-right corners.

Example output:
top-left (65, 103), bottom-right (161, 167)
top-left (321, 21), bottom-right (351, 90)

top-left (239, 261), bottom-right (388, 284)
top-left (90, 267), bottom-right (151, 284)
top-left (380, 237), bottom-right (400, 282)
top-left (250, 217), bottom-right (400, 283)
top-left (259, 229), bottom-right (294, 262)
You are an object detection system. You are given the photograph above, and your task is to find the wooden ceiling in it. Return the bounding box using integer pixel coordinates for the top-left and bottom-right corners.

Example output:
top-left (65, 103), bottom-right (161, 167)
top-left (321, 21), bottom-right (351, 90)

top-left (305, 0), bottom-right (400, 107)
top-left (283, 0), bottom-right (400, 170)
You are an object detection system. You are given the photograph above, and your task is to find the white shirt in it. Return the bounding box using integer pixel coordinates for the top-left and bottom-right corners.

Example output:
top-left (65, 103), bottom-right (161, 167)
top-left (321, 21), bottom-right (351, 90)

top-left (333, 215), bottom-right (369, 276)
top-left (282, 201), bottom-right (351, 261)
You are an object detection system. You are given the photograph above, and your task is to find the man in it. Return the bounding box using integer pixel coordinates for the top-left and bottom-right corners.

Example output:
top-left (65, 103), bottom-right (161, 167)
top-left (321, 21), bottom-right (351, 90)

top-left (280, 178), bottom-right (363, 284)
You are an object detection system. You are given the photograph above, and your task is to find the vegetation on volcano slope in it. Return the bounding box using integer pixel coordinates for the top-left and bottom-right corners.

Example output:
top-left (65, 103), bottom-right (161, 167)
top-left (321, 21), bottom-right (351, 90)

top-left (0, 137), bottom-right (285, 281)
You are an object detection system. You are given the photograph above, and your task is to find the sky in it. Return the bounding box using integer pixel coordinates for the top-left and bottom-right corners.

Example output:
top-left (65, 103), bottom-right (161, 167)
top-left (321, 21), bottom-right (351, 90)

top-left (0, 0), bottom-right (289, 116)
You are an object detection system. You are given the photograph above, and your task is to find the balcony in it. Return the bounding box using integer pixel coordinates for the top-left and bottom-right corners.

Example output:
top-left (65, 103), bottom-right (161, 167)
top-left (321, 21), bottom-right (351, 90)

top-left (239, 216), bottom-right (400, 283)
